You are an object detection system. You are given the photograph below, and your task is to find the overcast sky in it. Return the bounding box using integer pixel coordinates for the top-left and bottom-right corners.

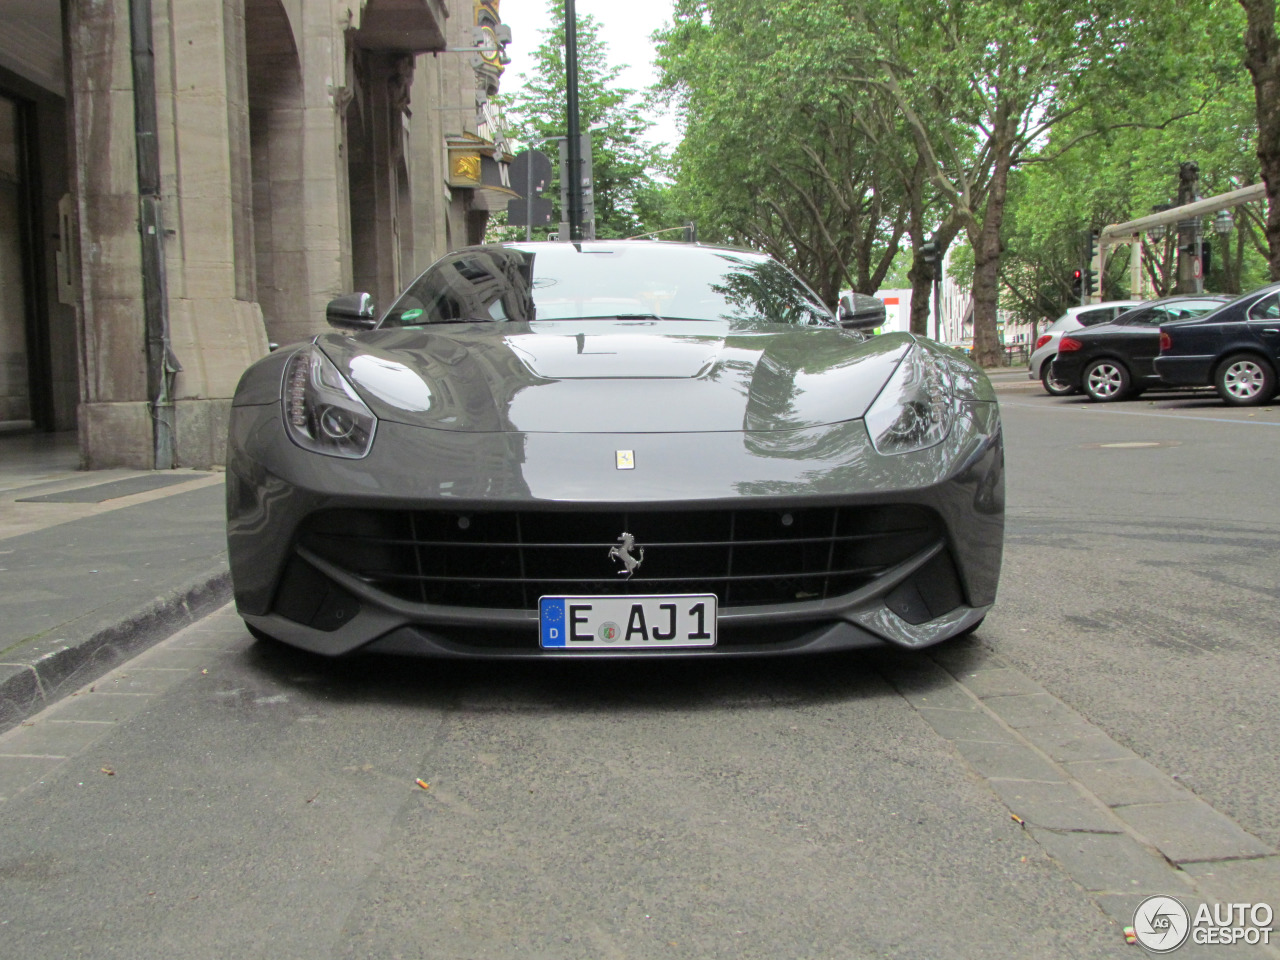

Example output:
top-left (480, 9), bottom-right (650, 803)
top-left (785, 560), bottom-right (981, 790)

top-left (497, 0), bottom-right (682, 151)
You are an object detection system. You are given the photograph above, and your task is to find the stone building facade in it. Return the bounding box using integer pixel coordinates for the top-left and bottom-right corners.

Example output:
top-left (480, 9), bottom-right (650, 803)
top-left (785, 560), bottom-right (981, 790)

top-left (0, 0), bottom-right (510, 468)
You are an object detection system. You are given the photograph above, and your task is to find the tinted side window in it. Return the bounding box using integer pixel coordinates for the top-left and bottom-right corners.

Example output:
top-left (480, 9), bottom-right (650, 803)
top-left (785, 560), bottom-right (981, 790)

top-left (1180, 300), bottom-right (1228, 315)
top-left (1078, 309), bottom-right (1114, 326)
top-left (1117, 308), bottom-right (1154, 325)
top-left (1164, 301), bottom-right (1225, 321)
top-left (1131, 312), bottom-right (1172, 327)
top-left (1248, 294), bottom-right (1280, 321)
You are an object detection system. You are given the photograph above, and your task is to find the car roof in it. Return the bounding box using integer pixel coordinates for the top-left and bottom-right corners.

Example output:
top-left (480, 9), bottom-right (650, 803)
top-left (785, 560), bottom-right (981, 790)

top-left (1128, 295), bottom-right (1231, 307)
top-left (1069, 300), bottom-right (1142, 310)
top-left (1057, 300), bottom-right (1141, 319)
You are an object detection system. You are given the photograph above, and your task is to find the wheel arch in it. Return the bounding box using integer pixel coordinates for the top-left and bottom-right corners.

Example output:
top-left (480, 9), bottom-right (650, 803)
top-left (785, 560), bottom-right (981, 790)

top-left (1212, 344), bottom-right (1276, 376)
top-left (1085, 350), bottom-right (1133, 370)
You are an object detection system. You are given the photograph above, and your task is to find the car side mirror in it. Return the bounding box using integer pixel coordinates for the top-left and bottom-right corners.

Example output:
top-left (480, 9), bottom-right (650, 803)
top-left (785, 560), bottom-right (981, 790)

top-left (326, 292), bottom-right (378, 330)
top-left (838, 292), bottom-right (887, 332)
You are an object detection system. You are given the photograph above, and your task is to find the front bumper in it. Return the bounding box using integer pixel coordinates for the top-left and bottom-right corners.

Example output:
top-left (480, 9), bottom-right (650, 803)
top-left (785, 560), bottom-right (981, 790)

top-left (1049, 355), bottom-right (1085, 390)
top-left (1028, 342), bottom-right (1057, 379)
top-left (227, 403), bottom-right (1004, 658)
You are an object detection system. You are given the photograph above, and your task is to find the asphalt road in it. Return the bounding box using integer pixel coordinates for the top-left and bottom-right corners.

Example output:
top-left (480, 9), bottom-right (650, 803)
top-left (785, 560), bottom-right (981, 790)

top-left (0, 385), bottom-right (1276, 959)
top-left (994, 388), bottom-right (1280, 849)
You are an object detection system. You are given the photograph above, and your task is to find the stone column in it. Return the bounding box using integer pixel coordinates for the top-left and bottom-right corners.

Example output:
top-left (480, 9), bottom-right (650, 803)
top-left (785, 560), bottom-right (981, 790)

top-left (67, 0), bottom-right (270, 469)
top-left (67, 0), bottom-right (151, 467)
top-left (294, 1), bottom-right (353, 330)
top-left (154, 0), bottom-right (269, 468)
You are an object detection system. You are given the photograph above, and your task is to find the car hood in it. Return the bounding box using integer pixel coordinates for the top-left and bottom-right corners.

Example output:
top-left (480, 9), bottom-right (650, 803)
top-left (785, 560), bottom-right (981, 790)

top-left (318, 320), bottom-right (912, 433)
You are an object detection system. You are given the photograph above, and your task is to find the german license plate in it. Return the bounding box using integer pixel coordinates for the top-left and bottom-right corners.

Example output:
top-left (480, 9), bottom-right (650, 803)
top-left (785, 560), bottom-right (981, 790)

top-left (539, 595), bottom-right (717, 649)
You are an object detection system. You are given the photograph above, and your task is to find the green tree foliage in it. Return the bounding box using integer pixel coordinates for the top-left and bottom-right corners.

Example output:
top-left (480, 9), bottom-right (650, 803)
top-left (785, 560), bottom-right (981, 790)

top-left (656, 0), bottom-right (909, 306)
top-left (497, 0), bottom-right (664, 240)
top-left (838, 0), bottom-right (1241, 364)
top-left (995, 0), bottom-right (1267, 324)
top-left (998, 63), bottom-right (1271, 326)
top-left (659, 0), bottom-right (1259, 364)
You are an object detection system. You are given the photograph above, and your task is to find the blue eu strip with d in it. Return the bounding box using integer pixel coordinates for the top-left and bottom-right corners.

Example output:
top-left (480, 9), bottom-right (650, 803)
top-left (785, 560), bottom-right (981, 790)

top-left (540, 598), bottom-right (567, 647)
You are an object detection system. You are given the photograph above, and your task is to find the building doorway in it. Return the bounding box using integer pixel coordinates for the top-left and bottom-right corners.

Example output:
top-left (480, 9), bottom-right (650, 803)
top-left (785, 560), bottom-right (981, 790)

top-left (0, 93), bottom-right (33, 429)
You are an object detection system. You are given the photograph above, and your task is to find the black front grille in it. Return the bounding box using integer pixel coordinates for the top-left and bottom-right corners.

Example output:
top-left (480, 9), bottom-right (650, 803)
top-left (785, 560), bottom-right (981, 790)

top-left (297, 504), bottom-right (942, 610)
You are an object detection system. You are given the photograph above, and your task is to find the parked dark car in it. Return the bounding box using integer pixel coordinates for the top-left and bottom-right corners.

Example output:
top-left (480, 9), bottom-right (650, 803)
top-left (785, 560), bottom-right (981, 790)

top-left (1050, 296), bottom-right (1230, 402)
top-left (1155, 282), bottom-right (1280, 406)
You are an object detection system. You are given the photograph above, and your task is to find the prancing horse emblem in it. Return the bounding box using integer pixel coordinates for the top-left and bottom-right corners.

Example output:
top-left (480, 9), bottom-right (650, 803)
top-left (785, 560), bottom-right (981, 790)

top-left (608, 532), bottom-right (645, 579)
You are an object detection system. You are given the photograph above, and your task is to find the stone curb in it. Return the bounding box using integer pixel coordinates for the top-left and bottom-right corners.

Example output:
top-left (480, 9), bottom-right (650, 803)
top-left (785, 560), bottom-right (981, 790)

top-left (990, 379), bottom-right (1044, 393)
top-left (871, 646), bottom-right (1280, 957)
top-left (0, 568), bottom-right (232, 735)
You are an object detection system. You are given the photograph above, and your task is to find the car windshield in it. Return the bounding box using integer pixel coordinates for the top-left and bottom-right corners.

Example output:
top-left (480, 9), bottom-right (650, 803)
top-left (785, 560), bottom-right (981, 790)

top-left (380, 243), bottom-right (835, 328)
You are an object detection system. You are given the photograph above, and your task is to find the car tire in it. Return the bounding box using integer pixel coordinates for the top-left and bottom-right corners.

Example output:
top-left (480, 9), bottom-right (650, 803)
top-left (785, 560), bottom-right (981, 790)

top-left (244, 621), bottom-right (280, 645)
top-left (1083, 359), bottom-right (1131, 402)
top-left (1041, 364), bottom-right (1077, 396)
top-left (951, 616), bottom-right (986, 640)
top-left (1214, 353), bottom-right (1277, 406)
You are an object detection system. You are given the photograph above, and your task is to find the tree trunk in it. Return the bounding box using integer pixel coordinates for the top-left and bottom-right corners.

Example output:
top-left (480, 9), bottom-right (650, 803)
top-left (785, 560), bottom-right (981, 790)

top-left (1241, 0), bottom-right (1280, 280)
top-left (904, 158), bottom-right (931, 336)
top-left (907, 262), bottom-right (933, 336)
top-left (970, 147), bottom-right (1015, 368)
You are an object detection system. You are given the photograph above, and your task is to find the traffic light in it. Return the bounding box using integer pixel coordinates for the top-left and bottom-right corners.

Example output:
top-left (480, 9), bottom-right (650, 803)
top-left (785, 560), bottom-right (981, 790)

top-left (1071, 268), bottom-right (1083, 299)
top-left (1085, 231), bottom-right (1100, 297)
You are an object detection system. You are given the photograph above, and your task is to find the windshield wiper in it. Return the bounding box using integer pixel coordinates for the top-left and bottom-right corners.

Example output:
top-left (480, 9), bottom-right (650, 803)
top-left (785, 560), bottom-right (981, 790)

top-left (421, 317), bottom-right (506, 324)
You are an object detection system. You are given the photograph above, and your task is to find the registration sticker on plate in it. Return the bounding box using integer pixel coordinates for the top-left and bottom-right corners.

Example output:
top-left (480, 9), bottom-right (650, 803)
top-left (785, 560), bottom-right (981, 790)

top-left (539, 595), bottom-right (717, 649)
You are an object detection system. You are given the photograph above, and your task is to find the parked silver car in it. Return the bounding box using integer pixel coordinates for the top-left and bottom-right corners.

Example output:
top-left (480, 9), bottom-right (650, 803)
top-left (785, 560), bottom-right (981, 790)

top-left (1028, 301), bottom-right (1143, 395)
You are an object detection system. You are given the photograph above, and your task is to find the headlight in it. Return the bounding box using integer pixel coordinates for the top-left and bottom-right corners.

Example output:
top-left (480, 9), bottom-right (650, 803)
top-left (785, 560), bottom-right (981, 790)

top-left (865, 343), bottom-right (956, 455)
top-left (282, 345), bottom-right (377, 459)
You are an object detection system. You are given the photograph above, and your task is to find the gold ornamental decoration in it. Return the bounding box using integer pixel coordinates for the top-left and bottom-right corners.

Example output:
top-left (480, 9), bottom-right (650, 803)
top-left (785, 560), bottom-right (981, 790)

top-left (450, 153), bottom-right (482, 185)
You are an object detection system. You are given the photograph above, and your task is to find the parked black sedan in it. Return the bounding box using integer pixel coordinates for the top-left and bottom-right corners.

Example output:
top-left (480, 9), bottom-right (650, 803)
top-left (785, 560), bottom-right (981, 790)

top-left (1050, 296), bottom-right (1229, 402)
top-left (1155, 282), bottom-right (1280, 406)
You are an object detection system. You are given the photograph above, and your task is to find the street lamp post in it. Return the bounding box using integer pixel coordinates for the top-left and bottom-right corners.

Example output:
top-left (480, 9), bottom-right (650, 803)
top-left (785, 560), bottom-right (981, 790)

top-left (564, 0), bottom-right (583, 241)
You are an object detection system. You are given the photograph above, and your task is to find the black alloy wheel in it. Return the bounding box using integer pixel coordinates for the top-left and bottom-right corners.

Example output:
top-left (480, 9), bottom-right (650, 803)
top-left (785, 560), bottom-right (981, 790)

top-left (1083, 359), bottom-right (1132, 402)
top-left (1041, 364), bottom-right (1077, 396)
top-left (1214, 353), bottom-right (1277, 407)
